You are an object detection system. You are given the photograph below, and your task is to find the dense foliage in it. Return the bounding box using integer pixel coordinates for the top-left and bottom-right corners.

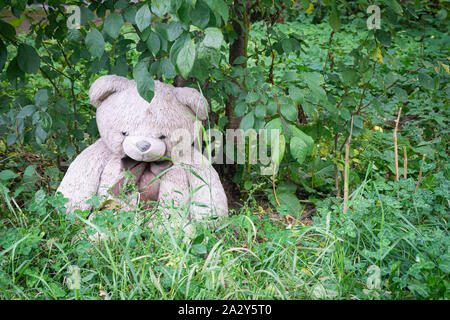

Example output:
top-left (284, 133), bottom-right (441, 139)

top-left (0, 0), bottom-right (448, 299)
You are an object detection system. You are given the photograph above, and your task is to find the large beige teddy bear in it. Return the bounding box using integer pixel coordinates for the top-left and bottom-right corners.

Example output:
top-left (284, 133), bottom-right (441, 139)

top-left (57, 75), bottom-right (228, 228)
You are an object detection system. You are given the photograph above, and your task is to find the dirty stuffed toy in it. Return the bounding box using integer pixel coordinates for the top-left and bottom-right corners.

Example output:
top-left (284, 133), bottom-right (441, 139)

top-left (57, 75), bottom-right (228, 230)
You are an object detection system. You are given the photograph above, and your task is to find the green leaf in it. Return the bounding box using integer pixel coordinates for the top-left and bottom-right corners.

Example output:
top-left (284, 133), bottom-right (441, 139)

top-left (67, 29), bottom-right (82, 42)
top-left (386, 0), bottom-right (403, 15)
top-left (280, 102), bottom-right (298, 121)
top-left (233, 56), bottom-right (246, 65)
top-left (104, 12), bottom-right (124, 39)
top-left (0, 20), bottom-right (16, 41)
top-left (240, 111), bottom-right (255, 131)
top-left (35, 125), bottom-right (48, 144)
top-left (161, 58), bottom-right (176, 79)
top-left (245, 92), bottom-right (259, 104)
top-left (309, 84), bottom-right (326, 101)
top-left (339, 107), bottom-right (351, 121)
top-left (133, 61), bottom-right (155, 102)
top-left (234, 102), bottom-right (247, 117)
top-left (17, 44), bottom-right (40, 74)
top-left (267, 101), bottom-right (277, 116)
top-left (329, 8), bottom-right (341, 32)
top-left (269, 190), bottom-right (302, 215)
top-left (34, 89), bottom-right (48, 107)
top-left (271, 134), bottom-right (286, 165)
top-left (177, 1), bottom-right (192, 25)
top-left (304, 72), bottom-right (324, 86)
top-left (255, 104), bottom-right (266, 119)
top-left (166, 21), bottom-right (184, 42)
top-left (170, 35), bottom-right (189, 66)
top-left (85, 29), bottom-right (105, 59)
top-left (376, 30), bottom-right (392, 47)
top-left (289, 125), bottom-right (314, 155)
top-left (6, 133), bottom-right (17, 146)
top-left (0, 170), bottom-right (18, 181)
top-left (55, 98), bottom-right (71, 114)
top-left (342, 69), bottom-right (359, 86)
top-left (0, 39), bottom-right (6, 72)
top-left (202, 27), bottom-right (223, 49)
top-left (302, 102), bottom-right (315, 119)
top-left (35, 111), bottom-right (52, 130)
top-left (151, 0), bottom-right (170, 18)
top-left (418, 73), bottom-right (434, 90)
top-left (80, 6), bottom-right (95, 25)
top-left (204, 0), bottom-right (228, 24)
top-left (112, 57), bottom-right (128, 76)
top-left (190, 1), bottom-right (210, 29)
top-left (24, 165), bottom-right (35, 177)
top-left (281, 71), bottom-right (298, 82)
top-left (123, 7), bottom-right (137, 24)
top-left (135, 4), bottom-right (151, 32)
top-left (17, 105), bottom-right (35, 118)
top-left (146, 32), bottom-right (161, 56)
top-left (290, 136), bottom-right (308, 164)
top-left (176, 38), bottom-right (196, 79)
top-left (289, 86), bottom-right (304, 104)
top-left (265, 118), bottom-right (283, 132)
top-left (281, 38), bottom-right (296, 54)
top-left (392, 87), bottom-right (408, 103)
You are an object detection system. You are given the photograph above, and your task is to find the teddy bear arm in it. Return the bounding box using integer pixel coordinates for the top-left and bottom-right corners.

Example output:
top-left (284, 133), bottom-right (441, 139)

top-left (57, 139), bottom-right (112, 214)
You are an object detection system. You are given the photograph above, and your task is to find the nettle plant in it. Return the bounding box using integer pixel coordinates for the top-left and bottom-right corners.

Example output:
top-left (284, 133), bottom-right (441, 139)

top-left (0, 0), bottom-right (446, 213)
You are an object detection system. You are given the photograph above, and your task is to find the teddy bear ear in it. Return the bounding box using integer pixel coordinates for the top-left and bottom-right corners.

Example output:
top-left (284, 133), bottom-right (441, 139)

top-left (89, 75), bottom-right (133, 107)
top-left (173, 87), bottom-right (209, 121)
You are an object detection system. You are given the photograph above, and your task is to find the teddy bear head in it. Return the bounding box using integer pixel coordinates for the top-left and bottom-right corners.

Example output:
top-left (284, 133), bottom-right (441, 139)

top-left (88, 75), bottom-right (208, 162)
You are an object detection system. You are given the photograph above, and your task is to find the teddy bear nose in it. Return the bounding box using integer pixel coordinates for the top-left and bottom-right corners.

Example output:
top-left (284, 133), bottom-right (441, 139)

top-left (136, 141), bottom-right (151, 152)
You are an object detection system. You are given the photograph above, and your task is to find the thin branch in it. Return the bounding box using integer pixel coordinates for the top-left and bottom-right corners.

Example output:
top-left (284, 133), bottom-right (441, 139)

top-left (394, 107), bottom-right (402, 181)
top-left (403, 146), bottom-right (408, 179)
top-left (343, 116), bottom-right (354, 214)
top-left (415, 154), bottom-right (427, 193)
top-left (39, 67), bottom-right (61, 96)
top-left (333, 133), bottom-right (340, 197)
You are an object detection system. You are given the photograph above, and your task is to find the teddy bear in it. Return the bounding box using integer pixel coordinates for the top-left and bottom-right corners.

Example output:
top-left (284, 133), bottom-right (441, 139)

top-left (57, 75), bottom-right (228, 229)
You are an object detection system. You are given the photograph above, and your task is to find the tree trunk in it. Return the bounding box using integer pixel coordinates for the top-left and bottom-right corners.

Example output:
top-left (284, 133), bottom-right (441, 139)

top-left (217, 1), bottom-right (250, 206)
top-left (225, 0), bottom-right (249, 130)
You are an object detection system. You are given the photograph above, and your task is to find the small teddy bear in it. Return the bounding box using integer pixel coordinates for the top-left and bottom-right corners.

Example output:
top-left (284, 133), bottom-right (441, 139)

top-left (57, 75), bottom-right (228, 227)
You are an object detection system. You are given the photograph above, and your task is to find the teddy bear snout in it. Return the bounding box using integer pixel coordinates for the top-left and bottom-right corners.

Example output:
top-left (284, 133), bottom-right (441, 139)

top-left (123, 136), bottom-right (166, 162)
top-left (136, 140), bottom-right (151, 152)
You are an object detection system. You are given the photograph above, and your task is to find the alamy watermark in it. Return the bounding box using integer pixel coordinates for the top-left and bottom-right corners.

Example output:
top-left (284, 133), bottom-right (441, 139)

top-left (66, 5), bottom-right (80, 29)
top-left (171, 126), bottom-right (284, 176)
top-left (367, 5), bottom-right (381, 30)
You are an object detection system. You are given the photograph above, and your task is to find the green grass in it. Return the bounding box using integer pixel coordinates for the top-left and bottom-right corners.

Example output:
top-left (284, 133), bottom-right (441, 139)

top-left (0, 166), bottom-right (448, 299)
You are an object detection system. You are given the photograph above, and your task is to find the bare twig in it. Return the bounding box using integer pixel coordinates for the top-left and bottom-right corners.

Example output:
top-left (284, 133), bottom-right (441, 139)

top-left (394, 107), bottom-right (402, 181)
top-left (415, 154), bottom-right (427, 193)
top-left (299, 208), bottom-right (316, 222)
top-left (343, 116), bottom-right (354, 214)
top-left (403, 146), bottom-right (407, 179)
top-left (333, 133), bottom-right (340, 197)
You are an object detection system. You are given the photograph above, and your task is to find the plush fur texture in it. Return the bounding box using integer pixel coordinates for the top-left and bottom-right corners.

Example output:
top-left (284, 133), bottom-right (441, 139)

top-left (57, 75), bottom-right (228, 225)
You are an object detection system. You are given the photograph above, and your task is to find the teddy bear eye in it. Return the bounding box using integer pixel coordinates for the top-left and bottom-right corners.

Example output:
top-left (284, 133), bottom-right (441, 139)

top-left (159, 135), bottom-right (166, 139)
top-left (121, 131), bottom-right (129, 136)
